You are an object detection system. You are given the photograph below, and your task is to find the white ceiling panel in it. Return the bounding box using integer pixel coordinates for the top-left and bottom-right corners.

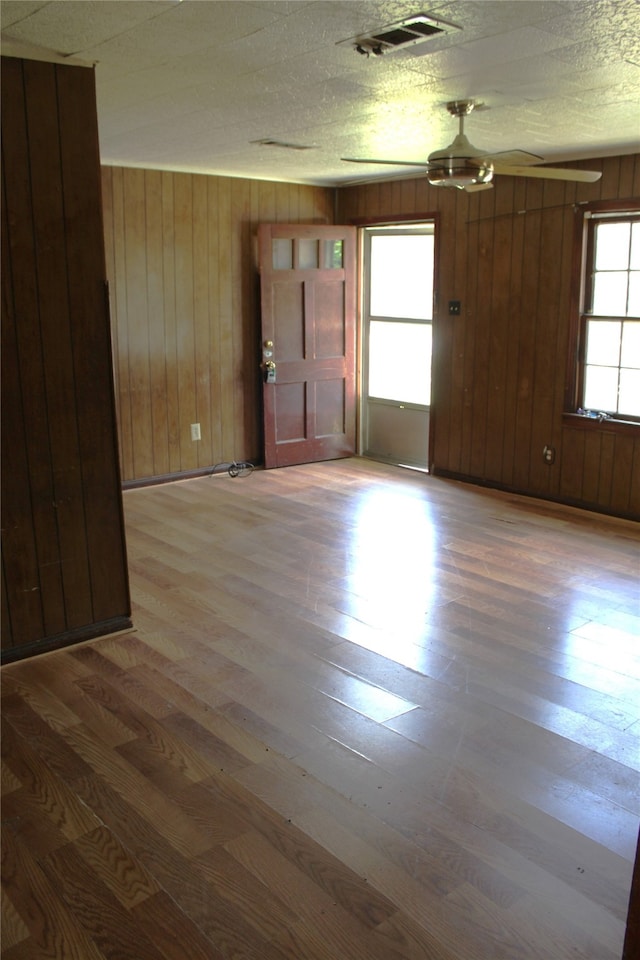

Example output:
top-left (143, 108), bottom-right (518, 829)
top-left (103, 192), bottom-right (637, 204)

top-left (1, 0), bottom-right (639, 185)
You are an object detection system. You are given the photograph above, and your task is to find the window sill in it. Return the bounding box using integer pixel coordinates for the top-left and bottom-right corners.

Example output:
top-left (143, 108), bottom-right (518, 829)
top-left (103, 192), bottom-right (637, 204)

top-left (563, 413), bottom-right (639, 436)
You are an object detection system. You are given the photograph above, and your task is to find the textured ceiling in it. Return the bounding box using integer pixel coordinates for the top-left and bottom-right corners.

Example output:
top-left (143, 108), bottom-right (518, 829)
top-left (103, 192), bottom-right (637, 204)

top-left (2, 0), bottom-right (640, 185)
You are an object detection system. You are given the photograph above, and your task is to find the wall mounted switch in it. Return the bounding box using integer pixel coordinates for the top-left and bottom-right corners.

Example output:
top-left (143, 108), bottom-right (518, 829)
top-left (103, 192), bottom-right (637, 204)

top-left (448, 300), bottom-right (461, 315)
top-left (190, 423), bottom-right (201, 441)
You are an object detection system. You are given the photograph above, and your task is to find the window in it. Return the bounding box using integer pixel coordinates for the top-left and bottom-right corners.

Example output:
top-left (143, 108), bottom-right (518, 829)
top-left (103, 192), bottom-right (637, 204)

top-left (574, 205), bottom-right (640, 422)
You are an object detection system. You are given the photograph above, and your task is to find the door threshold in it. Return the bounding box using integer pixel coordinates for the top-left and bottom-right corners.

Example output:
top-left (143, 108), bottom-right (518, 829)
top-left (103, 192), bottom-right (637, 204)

top-left (361, 454), bottom-right (429, 474)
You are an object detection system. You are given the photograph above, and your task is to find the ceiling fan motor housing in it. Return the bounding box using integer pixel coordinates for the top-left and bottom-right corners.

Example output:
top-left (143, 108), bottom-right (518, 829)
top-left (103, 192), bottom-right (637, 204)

top-left (427, 131), bottom-right (494, 188)
top-left (427, 157), bottom-right (494, 188)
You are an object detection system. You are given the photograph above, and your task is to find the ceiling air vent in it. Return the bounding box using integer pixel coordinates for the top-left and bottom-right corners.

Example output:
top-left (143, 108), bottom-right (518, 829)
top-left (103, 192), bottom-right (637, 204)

top-left (338, 14), bottom-right (461, 57)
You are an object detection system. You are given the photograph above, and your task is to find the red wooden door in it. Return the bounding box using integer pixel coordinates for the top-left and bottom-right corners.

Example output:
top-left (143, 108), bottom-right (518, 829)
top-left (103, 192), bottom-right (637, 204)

top-left (259, 224), bottom-right (357, 468)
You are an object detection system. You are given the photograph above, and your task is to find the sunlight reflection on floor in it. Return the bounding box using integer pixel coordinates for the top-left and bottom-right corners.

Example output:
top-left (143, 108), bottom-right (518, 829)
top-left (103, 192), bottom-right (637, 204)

top-left (340, 487), bottom-right (440, 670)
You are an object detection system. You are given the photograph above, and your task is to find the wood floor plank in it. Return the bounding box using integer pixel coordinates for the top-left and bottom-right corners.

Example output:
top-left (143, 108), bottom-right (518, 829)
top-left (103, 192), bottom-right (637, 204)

top-left (1, 828), bottom-right (107, 960)
top-left (0, 887), bottom-right (29, 952)
top-left (72, 825), bottom-right (160, 910)
top-left (58, 724), bottom-right (214, 859)
top-left (1, 718), bottom-right (101, 843)
top-left (39, 842), bottom-right (167, 960)
top-left (224, 828), bottom-right (410, 960)
top-left (2, 458), bottom-right (638, 960)
top-left (70, 646), bottom-right (177, 720)
top-left (130, 890), bottom-right (228, 960)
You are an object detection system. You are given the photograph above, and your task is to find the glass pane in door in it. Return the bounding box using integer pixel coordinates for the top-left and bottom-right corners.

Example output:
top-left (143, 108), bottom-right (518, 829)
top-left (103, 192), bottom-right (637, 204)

top-left (370, 234), bottom-right (433, 319)
top-left (368, 320), bottom-right (431, 404)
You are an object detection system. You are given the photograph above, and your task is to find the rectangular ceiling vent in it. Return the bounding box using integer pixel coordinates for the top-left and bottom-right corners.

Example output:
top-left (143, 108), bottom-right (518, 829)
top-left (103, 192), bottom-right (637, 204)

top-left (338, 14), bottom-right (461, 57)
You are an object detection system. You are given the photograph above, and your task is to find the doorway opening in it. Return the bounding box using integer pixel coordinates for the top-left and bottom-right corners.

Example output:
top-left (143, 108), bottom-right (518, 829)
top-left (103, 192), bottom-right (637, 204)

top-left (360, 223), bottom-right (435, 471)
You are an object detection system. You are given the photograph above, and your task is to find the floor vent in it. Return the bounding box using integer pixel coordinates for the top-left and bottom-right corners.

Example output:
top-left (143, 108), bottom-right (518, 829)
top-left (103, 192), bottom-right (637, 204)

top-left (338, 14), bottom-right (461, 57)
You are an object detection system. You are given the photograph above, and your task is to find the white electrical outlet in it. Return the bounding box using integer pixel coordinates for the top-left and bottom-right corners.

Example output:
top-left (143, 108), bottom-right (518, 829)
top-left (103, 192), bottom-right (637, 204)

top-left (190, 423), bottom-right (201, 441)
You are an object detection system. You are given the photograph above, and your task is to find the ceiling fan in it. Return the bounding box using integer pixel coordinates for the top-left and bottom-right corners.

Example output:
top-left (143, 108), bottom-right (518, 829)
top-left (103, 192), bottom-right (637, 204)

top-left (342, 100), bottom-right (602, 191)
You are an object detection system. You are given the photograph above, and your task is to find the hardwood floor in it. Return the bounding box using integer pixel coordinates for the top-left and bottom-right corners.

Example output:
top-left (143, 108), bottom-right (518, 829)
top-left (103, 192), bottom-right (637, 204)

top-left (2, 458), bottom-right (639, 960)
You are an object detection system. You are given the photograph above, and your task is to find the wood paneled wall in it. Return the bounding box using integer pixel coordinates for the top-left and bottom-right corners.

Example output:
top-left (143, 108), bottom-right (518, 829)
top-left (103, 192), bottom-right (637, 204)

top-left (337, 155), bottom-right (640, 519)
top-left (102, 156), bottom-right (638, 517)
top-left (1, 57), bottom-right (131, 662)
top-left (101, 167), bottom-right (334, 482)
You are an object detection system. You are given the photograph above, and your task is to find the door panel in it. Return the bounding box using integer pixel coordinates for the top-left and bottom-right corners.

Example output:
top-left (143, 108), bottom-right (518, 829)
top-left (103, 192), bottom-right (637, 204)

top-left (366, 401), bottom-right (430, 467)
top-left (259, 224), bottom-right (356, 468)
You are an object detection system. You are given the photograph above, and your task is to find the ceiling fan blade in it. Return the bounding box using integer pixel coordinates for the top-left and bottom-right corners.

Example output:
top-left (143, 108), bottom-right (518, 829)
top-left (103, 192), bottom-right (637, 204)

top-left (487, 149), bottom-right (544, 165)
top-left (493, 163), bottom-right (602, 183)
top-left (464, 181), bottom-right (494, 193)
top-left (341, 157), bottom-right (427, 167)
top-left (341, 170), bottom-right (429, 187)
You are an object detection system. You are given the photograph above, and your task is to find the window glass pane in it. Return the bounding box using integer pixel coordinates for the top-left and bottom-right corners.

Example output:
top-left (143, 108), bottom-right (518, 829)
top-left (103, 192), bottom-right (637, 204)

top-left (591, 272), bottom-right (629, 316)
top-left (630, 222), bottom-right (640, 270)
top-left (298, 239), bottom-right (318, 269)
top-left (368, 320), bottom-right (431, 404)
top-left (323, 240), bottom-right (343, 269)
top-left (583, 364), bottom-right (619, 411)
top-left (578, 215), bottom-right (639, 418)
top-left (594, 222), bottom-right (630, 270)
top-left (621, 321), bottom-right (640, 368)
top-left (272, 239), bottom-right (292, 270)
top-left (370, 235), bottom-right (433, 319)
top-left (619, 368), bottom-right (640, 416)
top-left (628, 272), bottom-right (640, 316)
top-left (585, 320), bottom-right (621, 366)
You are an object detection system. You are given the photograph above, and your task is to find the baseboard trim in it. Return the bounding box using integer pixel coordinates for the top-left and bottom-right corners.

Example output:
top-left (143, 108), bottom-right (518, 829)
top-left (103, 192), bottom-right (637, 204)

top-left (431, 468), bottom-right (639, 523)
top-left (122, 462), bottom-right (261, 490)
top-left (1, 615), bottom-right (133, 665)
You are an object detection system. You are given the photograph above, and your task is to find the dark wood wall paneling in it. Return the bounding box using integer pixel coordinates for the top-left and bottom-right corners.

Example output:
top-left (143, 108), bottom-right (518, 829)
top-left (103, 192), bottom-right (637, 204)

top-left (1, 57), bottom-right (130, 662)
top-left (337, 155), bottom-right (640, 519)
top-left (102, 167), bottom-right (334, 482)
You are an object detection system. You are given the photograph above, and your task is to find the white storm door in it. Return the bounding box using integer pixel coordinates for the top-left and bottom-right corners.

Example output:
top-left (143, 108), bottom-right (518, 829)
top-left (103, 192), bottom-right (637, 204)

top-left (361, 224), bottom-right (435, 470)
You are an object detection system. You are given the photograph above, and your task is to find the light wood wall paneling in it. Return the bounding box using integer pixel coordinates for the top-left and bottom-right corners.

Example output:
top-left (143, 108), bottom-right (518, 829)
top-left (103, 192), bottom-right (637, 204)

top-left (145, 170), bottom-right (170, 479)
top-left (126, 168), bottom-right (155, 480)
top-left (216, 177), bottom-right (235, 462)
top-left (1, 56), bottom-right (130, 662)
top-left (230, 178), bottom-right (251, 461)
top-left (160, 171), bottom-right (179, 476)
top-left (104, 168), bottom-right (334, 482)
top-left (206, 175), bottom-right (223, 465)
top-left (337, 154), bottom-right (640, 519)
top-left (173, 173), bottom-right (197, 473)
top-left (192, 174), bottom-right (212, 470)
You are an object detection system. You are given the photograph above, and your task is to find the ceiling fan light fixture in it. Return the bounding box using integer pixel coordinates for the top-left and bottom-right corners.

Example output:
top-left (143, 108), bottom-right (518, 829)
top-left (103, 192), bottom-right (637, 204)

top-left (427, 133), bottom-right (493, 188)
top-left (427, 158), bottom-right (494, 189)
